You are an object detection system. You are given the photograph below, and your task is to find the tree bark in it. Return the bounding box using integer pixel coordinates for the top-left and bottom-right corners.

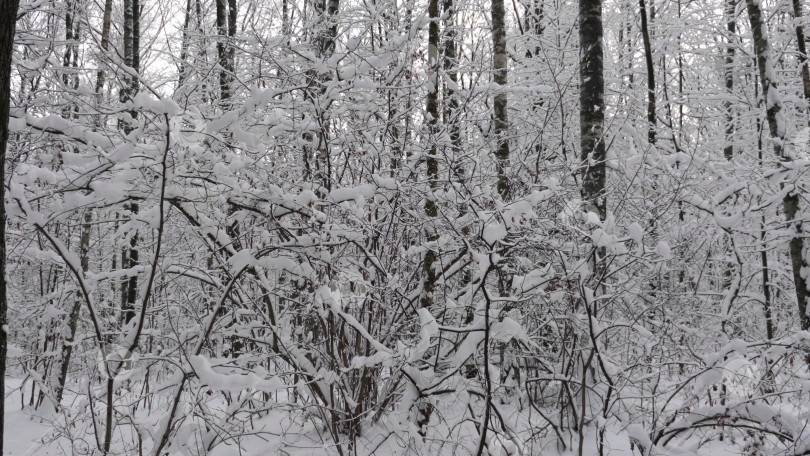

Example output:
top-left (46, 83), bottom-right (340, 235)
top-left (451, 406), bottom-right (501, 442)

top-left (579, 0), bottom-right (606, 220)
top-left (492, 0), bottom-right (510, 199)
top-left (757, 105), bottom-right (774, 339)
top-left (0, 1), bottom-right (21, 453)
top-left (315, 0), bottom-right (339, 58)
top-left (96, 0), bottom-right (113, 98)
top-left (422, 0), bottom-right (439, 309)
top-left (444, 0), bottom-right (461, 188)
top-left (792, 0), bottom-right (810, 110)
top-left (724, 0), bottom-right (735, 159)
top-left (283, 0), bottom-right (289, 35)
top-left (217, 0), bottom-right (233, 103)
top-left (228, 0), bottom-right (236, 66)
top-left (745, 0), bottom-right (810, 330)
top-left (639, 0), bottom-right (655, 144)
top-left (120, 0), bottom-right (140, 325)
top-left (109, 0), bottom-right (141, 449)
top-left (719, 0), bottom-right (737, 327)
top-left (524, 0), bottom-right (543, 58)
top-left (314, 0), bottom-right (338, 193)
top-left (179, 0), bottom-right (192, 86)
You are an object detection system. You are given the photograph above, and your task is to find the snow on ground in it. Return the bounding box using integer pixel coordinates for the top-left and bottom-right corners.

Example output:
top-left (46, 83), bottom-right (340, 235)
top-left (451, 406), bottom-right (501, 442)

top-left (6, 374), bottom-right (806, 455)
top-left (4, 378), bottom-right (53, 455)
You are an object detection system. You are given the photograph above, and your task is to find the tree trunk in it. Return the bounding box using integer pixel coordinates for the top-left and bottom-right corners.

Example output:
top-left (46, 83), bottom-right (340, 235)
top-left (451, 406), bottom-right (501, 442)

top-left (443, 0), bottom-right (458, 143)
top-left (443, 0), bottom-right (461, 196)
top-left (745, 0), bottom-right (810, 330)
top-left (216, 0), bottom-right (236, 102)
top-left (96, 0), bottom-right (113, 99)
top-left (120, 0), bottom-right (139, 322)
top-left (217, 0), bottom-right (232, 103)
top-left (492, 0), bottom-right (510, 199)
top-left (417, 1), bottom-right (441, 433)
top-left (579, 0), bottom-right (606, 220)
top-left (792, 0), bottom-right (810, 111)
top-left (724, 0), bottom-right (735, 159)
top-left (316, 0), bottom-right (339, 58)
top-left (283, 0), bottom-right (289, 35)
top-left (0, 2), bottom-right (21, 453)
top-left (120, 0), bottom-right (135, 117)
top-left (228, 0), bottom-right (236, 68)
top-left (132, 0), bottom-right (139, 83)
top-left (639, 0), bottom-right (655, 144)
top-left (719, 0), bottom-right (736, 326)
top-left (756, 99), bottom-right (775, 339)
top-left (61, 0), bottom-right (81, 115)
top-left (444, 0), bottom-right (460, 185)
top-left (179, 0), bottom-right (192, 86)
top-left (109, 0), bottom-right (140, 449)
top-left (422, 0), bottom-right (440, 310)
top-left (524, 0), bottom-right (543, 58)
top-left (314, 0), bottom-right (338, 193)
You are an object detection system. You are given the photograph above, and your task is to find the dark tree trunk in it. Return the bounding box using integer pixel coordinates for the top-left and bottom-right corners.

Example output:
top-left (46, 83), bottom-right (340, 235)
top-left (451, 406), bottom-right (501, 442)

top-left (312, 0), bottom-right (338, 193)
top-left (216, 0), bottom-right (236, 103)
top-left (283, 0), bottom-right (289, 35)
top-left (792, 0), bottom-right (810, 111)
top-left (217, 0), bottom-right (232, 103)
top-left (524, 0), bottom-right (544, 58)
top-left (228, 0), bottom-right (236, 65)
top-left (639, 0), bottom-right (655, 144)
top-left (121, 0), bottom-right (134, 114)
top-left (724, 0), bottom-right (735, 159)
top-left (422, 0), bottom-right (439, 310)
top-left (579, 0), bottom-right (606, 220)
top-left (492, 0), bottom-right (510, 199)
top-left (120, 0), bottom-right (140, 326)
top-left (444, 0), bottom-right (460, 179)
top-left (443, 0), bottom-right (457, 139)
top-left (132, 0), bottom-right (140, 81)
top-left (756, 96), bottom-right (774, 339)
top-left (745, 0), bottom-right (810, 330)
top-left (109, 0), bottom-right (141, 450)
top-left (315, 0), bottom-right (339, 58)
top-left (95, 0), bottom-right (113, 98)
top-left (179, 0), bottom-right (192, 86)
top-left (444, 0), bottom-right (462, 206)
top-left (0, 1), bottom-right (21, 453)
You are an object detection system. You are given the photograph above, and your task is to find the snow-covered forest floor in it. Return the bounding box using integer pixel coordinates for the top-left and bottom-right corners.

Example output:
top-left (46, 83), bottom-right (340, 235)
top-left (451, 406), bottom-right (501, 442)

top-left (11, 369), bottom-right (807, 456)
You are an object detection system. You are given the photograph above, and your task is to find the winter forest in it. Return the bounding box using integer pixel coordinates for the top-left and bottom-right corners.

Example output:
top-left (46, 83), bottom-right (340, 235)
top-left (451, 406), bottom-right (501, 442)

top-left (2, 0), bottom-right (810, 453)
